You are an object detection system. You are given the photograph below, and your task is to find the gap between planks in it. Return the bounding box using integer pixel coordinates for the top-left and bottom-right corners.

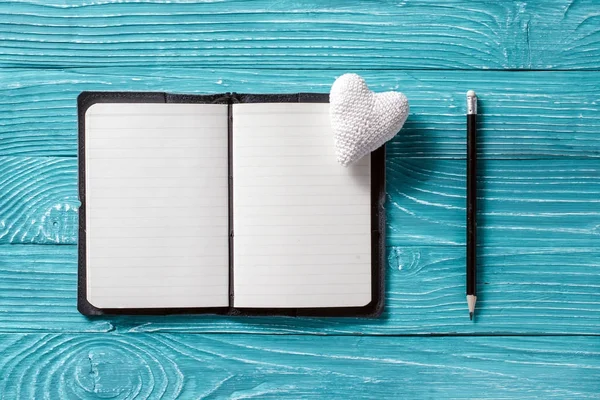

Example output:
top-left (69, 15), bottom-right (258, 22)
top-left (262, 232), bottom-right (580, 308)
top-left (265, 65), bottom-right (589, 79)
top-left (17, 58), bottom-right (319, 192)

top-left (4, 66), bottom-right (600, 72)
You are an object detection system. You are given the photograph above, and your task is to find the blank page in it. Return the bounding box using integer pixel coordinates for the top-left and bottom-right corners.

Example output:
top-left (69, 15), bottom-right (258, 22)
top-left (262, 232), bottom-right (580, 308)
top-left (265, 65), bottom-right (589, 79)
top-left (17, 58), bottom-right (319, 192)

top-left (85, 103), bottom-right (229, 309)
top-left (232, 103), bottom-right (372, 308)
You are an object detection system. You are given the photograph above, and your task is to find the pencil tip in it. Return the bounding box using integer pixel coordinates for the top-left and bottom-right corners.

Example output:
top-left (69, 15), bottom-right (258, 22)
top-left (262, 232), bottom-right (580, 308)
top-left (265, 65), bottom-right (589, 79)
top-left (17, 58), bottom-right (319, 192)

top-left (469, 312), bottom-right (473, 321)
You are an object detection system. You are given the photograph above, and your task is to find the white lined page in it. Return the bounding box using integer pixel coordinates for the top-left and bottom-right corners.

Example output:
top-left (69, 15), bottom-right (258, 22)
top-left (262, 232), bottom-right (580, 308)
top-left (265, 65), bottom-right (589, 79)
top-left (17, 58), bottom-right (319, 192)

top-left (85, 103), bottom-right (229, 309)
top-left (232, 103), bottom-right (372, 308)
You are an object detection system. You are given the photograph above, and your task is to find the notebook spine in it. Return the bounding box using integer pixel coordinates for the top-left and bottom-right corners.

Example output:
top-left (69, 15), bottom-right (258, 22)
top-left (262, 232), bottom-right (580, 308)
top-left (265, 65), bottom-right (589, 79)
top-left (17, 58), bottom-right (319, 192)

top-left (227, 94), bottom-right (235, 307)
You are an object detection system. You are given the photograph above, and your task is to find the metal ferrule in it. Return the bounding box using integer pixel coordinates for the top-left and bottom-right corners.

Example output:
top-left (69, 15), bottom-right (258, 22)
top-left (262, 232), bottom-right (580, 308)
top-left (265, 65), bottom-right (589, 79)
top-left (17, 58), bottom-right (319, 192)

top-left (467, 95), bottom-right (478, 115)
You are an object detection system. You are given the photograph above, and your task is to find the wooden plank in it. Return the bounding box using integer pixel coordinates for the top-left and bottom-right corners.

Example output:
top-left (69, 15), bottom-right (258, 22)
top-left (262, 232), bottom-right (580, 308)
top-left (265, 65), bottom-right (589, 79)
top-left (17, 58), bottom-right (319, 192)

top-left (0, 333), bottom-right (597, 398)
top-left (1, 245), bottom-right (597, 334)
top-left (1, 0), bottom-right (599, 70)
top-left (2, 157), bottom-right (598, 248)
top-left (0, 246), bottom-right (113, 333)
top-left (1, 68), bottom-right (599, 158)
top-left (386, 158), bottom-right (600, 247)
top-left (0, 157), bottom-right (78, 245)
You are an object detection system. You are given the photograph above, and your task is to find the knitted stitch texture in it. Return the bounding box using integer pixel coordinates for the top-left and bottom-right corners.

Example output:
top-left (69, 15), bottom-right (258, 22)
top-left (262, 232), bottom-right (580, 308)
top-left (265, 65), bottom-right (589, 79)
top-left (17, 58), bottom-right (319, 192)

top-left (330, 73), bottom-right (409, 166)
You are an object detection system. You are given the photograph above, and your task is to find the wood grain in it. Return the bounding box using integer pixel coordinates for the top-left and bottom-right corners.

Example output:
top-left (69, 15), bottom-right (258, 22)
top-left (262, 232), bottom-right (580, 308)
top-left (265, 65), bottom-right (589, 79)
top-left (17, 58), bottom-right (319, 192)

top-left (2, 156), bottom-right (598, 248)
top-left (0, 157), bottom-right (78, 245)
top-left (386, 158), bottom-right (600, 247)
top-left (1, 245), bottom-right (597, 334)
top-left (1, 0), bottom-right (599, 70)
top-left (0, 246), bottom-right (113, 333)
top-left (1, 68), bottom-right (599, 158)
top-left (0, 333), bottom-right (597, 399)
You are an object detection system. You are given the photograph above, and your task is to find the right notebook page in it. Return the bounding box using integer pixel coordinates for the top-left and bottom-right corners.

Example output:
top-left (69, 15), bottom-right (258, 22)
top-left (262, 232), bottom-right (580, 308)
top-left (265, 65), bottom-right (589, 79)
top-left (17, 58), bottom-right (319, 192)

top-left (232, 102), bottom-right (372, 308)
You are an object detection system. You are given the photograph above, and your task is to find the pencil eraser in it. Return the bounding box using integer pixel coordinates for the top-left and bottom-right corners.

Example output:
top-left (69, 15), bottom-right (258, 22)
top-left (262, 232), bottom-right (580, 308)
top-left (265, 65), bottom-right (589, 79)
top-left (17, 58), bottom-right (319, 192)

top-left (467, 90), bottom-right (476, 97)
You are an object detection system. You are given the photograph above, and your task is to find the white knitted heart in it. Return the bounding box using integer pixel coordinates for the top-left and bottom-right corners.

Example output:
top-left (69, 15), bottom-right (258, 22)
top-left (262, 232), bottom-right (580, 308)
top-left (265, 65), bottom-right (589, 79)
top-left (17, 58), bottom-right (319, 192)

top-left (330, 73), bottom-right (409, 166)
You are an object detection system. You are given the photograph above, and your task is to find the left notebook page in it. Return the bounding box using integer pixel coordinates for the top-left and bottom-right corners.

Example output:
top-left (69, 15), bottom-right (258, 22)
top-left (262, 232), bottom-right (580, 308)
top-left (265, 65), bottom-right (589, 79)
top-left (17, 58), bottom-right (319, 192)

top-left (84, 103), bottom-right (230, 309)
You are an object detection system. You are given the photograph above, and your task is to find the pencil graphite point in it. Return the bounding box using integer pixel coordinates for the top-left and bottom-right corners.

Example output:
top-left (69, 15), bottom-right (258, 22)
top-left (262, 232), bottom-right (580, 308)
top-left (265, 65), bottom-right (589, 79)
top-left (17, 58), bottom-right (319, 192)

top-left (467, 295), bottom-right (477, 320)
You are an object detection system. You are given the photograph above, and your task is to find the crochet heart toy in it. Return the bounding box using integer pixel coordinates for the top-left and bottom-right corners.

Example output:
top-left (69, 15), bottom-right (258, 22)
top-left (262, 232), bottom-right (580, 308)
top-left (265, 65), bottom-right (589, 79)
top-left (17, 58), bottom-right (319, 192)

top-left (330, 73), bottom-right (409, 166)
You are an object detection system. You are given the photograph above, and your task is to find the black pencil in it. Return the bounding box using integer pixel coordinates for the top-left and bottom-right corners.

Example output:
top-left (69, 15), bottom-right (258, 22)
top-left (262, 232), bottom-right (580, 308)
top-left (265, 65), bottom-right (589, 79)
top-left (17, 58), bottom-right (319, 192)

top-left (466, 90), bottom-right (478, 321)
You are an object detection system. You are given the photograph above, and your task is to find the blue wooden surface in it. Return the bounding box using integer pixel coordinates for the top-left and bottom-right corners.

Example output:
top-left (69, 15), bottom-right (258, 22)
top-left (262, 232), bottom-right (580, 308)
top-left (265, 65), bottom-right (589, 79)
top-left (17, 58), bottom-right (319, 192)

top-left (1, 0), bottom-right (599, 398)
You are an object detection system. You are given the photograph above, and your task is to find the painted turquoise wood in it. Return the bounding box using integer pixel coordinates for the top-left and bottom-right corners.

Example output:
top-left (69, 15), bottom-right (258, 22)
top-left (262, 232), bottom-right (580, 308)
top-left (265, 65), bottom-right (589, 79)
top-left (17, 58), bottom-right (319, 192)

top-left (0, 334), bottom-right (598, 399)
top-left (1, 69), bottom-right (599, 158)
top-left (1, 0), bottom-right (599, 70)
top-left (2, 157), bottom-right (598, 248)
top-left (1, 245), bottom-right (598, 334)
top-left (1, 0), bottom-right (599, 398)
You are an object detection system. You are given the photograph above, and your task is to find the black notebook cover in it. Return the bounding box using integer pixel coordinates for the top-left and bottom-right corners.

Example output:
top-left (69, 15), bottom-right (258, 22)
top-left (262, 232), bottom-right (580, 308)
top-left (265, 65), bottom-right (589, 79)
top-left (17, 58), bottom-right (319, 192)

top-left (77, 91), bottom-right (386, 317)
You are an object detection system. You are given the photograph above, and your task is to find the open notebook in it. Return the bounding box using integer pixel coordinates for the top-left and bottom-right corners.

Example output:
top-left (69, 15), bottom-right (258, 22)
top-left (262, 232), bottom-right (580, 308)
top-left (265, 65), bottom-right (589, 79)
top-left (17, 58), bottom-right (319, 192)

top-left (77, 92), bottom-right (385, 317)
